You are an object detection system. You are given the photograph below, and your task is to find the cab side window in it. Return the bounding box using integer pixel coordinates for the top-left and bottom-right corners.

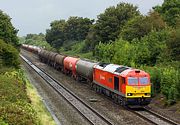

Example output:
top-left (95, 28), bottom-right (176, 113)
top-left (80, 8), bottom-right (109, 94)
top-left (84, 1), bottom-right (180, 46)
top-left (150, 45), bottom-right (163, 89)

top-left (122, 77), bottom-right (125, 84)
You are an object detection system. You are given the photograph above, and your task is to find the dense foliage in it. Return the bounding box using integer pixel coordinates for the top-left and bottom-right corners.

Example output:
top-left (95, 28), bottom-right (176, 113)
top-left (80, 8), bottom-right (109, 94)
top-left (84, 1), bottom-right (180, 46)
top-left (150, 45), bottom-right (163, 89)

top-left (0, 70), bottom-right (39, 125)
top-left (84, 3), bottom-right (140, 50)
top-left (21, 33), bottom-right (53, 50)
top-left (0, 10), bottom-right (19, 48)
top-left (93, 3), bottom-right (140, 43)
top-left (166, 28), bottom-right (180, 61)
top-left (95, 29), bottom-right (171, 66)
top-left (0, 10), bottom-right (41, 124)
top-left (154, 0), bottom-right (180, 27)
top-left (120, 12), bottom-right (166, 41)
top-left (0, 39), bottom-right (20, 68)
top-left (46, 17), bottom-right (93, 48)
top-left (46, 20), bottom-right (66, 48)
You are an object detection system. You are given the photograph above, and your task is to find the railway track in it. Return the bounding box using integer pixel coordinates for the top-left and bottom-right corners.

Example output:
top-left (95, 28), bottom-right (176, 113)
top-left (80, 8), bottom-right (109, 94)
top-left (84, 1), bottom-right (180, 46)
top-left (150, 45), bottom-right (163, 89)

top-left (20, 54), bottom-right (113, 125)
top-left (128, 107), bottom-right (179, 125)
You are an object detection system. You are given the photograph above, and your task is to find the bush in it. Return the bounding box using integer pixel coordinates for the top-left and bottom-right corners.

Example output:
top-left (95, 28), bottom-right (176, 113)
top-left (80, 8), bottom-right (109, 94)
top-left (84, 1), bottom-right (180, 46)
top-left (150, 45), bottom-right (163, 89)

top-left (160, 67), bottom-right (179, 104)
top-left (0, 70), bottom-right (39, 124)
top-left (0, 118), bottom-right (8, 125)
top-left (95, 39), bottom-right (137, 66)
top-left (142, 65), bottom-right (180, 104)
top-left (132, 29), bottom-right (171, 66)
top-left (94, 29), bottom-right (171, 67)
top-left (0, 101), bottom-right (38, 125)
top-left (0, 39), bottom-right (20, 68)
top-left (141, 66), bottom-right (161, 96)
top-left (59, 41), bottom-right (95, 59)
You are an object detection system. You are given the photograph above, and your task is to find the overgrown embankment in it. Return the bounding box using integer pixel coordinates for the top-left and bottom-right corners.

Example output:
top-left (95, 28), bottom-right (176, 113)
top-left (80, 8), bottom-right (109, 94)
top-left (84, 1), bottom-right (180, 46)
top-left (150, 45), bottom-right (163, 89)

top-left (0, 10), bottom-right (56, 124)
top-left (0, 41), bottom-right (55, 124)
top-left (0, 70), bottom-right (38, 124)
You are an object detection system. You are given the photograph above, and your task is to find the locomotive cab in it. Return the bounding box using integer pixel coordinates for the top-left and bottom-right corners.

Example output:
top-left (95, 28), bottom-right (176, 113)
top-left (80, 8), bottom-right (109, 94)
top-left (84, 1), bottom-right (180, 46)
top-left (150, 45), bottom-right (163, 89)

top-left (124, 70), bottom-right (151, 105)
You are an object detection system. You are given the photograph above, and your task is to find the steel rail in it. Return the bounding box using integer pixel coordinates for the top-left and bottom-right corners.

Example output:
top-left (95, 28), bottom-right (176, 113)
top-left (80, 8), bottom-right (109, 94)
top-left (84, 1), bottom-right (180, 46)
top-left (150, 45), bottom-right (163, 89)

top-left (127, 106), bottom-right (179, 125)
top-left (144, 106), bottom-right (179, 125)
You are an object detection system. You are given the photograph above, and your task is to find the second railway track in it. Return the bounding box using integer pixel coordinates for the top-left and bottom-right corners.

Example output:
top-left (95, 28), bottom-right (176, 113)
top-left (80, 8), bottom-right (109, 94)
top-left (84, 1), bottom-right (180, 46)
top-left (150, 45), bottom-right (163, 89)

top-left (127, 106), bottom-right (179, 125)
top-left (20, 54), bottom-right (113, 125)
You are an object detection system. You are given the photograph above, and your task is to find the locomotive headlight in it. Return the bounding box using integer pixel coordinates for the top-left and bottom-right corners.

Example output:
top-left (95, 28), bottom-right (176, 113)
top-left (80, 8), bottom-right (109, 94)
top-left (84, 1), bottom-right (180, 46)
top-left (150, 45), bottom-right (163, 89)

top-left (145, 93), bottom-right (151, 96)
top-left (127, 93), bottom-right (132, 96)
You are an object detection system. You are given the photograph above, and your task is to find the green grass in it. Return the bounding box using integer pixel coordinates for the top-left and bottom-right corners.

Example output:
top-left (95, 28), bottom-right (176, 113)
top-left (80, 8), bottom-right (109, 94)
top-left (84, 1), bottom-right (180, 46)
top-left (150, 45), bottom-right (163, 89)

top-left (26, 79), bottom-right (56, 125)
top-left (0, 69), bottom-right (56, 125)
top-left (0, 71), bottom-right (38, 124)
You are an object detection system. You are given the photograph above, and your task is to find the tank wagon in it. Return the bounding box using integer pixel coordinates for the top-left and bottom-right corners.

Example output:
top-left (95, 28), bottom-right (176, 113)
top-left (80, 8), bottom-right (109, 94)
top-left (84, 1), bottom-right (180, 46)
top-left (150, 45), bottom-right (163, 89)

top-left (38, 50), bottom-right (49, 63)
top-left (22, 44), bottom-right (40, 54)
top-left (22, 44), bottom-right (151, 106)
top-left (48, 52), bottom-right (58, 66)
top-left (54, 54), bottom-right (66, 71)
top-left (76, 59), bottom-right (98, 82)
top-left (63, 57), bottom-right (79, 78)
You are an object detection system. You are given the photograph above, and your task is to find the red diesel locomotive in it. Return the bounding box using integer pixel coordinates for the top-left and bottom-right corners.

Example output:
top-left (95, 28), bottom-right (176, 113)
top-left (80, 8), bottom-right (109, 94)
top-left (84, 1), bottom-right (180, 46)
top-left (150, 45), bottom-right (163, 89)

top-left (93, 63), bottom-right (151, 105)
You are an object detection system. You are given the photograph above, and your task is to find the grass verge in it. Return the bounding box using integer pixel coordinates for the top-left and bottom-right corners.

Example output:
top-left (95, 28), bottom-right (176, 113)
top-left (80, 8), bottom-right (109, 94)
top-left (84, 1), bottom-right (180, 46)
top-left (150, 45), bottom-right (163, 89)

top-left (26, 79), bottom-right (56, 125)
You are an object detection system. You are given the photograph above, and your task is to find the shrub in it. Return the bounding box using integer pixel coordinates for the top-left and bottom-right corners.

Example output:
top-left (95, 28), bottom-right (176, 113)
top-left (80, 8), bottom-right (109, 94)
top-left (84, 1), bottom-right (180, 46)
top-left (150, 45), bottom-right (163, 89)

top-left (95, 39), bottom-right (137, 66)
top-left (0, 39), bottom-right (20, 68)
top-left (141, 66), bottom-right (161, 96)
top-left (0, 101), bottom-right (38, 125)
top-left (160, 66), bottom-right (179, 104)
top-left (0, 70), bottom-right (39, 124)
top-left (143, 65), bottom-right (180, 104)
top-left (0, 118), bottom-right (8, 125)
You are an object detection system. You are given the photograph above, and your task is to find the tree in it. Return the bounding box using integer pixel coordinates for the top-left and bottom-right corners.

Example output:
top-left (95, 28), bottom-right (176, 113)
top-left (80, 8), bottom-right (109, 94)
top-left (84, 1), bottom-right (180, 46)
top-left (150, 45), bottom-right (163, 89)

top-left (0, 39), bottom-right (20, 68)
top-left (166, 28), bottom-right (180, 61)
top-left (26, 33), bottom-right (45, 41)
top-left (120, 16), bottom-right (149, 41)
top-left (120, 11), bottom-right (166, 41)
top-left (45, 20), bottom-right (66, 48)
top-left (93, 3), bottom-right (140, 43)
top-left (154, 0), bottom-right (180, 27)
top-left (133, 29), bottom-right (171, 66)
top-left (64, 16), bottom-right (93, 41)
top-left (46, 17), bottom-right (93, 49)
top-left (82, 25), bottom-right (99, 51)
top-left (0, 10), bottom-right (19, 48)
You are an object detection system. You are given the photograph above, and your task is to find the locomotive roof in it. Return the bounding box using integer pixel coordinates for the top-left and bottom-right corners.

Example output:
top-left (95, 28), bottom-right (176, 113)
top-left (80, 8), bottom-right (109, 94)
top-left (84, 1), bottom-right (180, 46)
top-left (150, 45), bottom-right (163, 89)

top-left (95, 63), bottom-right (143, 76)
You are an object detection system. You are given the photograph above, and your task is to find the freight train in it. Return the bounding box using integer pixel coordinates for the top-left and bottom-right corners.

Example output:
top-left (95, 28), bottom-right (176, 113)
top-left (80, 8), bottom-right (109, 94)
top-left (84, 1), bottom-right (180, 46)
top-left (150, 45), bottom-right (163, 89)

top-left (21, 44), bottom-right (151, 106)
